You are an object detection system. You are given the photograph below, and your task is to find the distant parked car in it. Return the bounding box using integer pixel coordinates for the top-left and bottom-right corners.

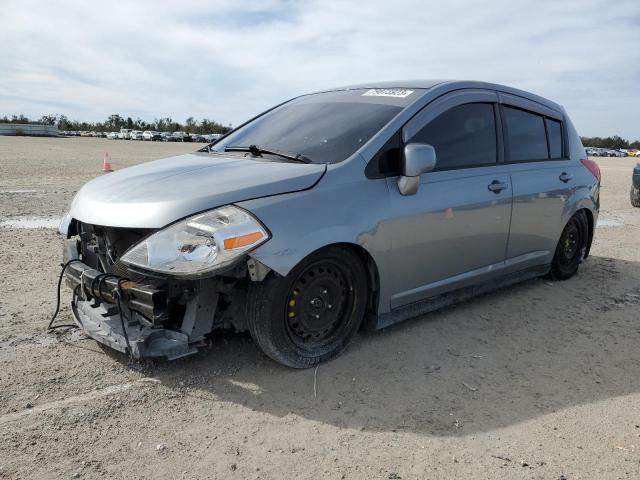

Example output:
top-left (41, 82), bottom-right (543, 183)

top-left (142, 130), bottom-right (161, 141)
top-left (129, 130), bottom-right (144, 140)
top-left (597, 149), bottom-right (614, 157)
top-left (118, 128), bottom-right (132, 140)
top-left (585, 147), bottom-right (599, 156)
top-left (201, 133), bottom-right (223, 143)
top-left (631, 164), bottom-right (640, 207)
top-left (171, 131), bottom-right (191, 142)
top-left (160, 132), bottom-right (173, 142)
top-left (107, 132), bottom-right (119, 140)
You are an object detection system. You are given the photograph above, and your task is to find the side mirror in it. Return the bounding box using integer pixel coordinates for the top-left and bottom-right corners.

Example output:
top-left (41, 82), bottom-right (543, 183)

top-left (397, 143), bottom-right (437, 195)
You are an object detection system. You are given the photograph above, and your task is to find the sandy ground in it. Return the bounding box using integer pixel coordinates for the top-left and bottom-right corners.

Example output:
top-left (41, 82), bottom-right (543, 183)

top-left (0, 136), bottom-right (639, 480)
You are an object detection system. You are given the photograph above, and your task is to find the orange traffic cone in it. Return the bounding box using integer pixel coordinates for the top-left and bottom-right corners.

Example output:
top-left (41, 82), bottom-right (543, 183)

top-left (102, 152), bottom-right (113, 172)
top-left (443, 207), bottom-right (454, 219)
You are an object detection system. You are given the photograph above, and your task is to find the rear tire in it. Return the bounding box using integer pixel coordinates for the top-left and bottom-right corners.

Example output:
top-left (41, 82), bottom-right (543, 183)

top-left (549, 210), bottom-right (589, 280)
top-left (631, 185), bottom-right (640, 207)
top-left (246, 246), bottom-right (368, 368)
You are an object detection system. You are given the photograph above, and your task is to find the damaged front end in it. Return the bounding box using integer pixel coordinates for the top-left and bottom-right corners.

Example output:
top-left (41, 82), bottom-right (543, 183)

top-left (61, 218), bottom-right (270, 360)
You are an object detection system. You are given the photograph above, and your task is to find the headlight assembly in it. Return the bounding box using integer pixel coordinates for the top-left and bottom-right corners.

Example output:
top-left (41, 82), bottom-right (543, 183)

top-left (120, 205), bottom-right (269, 277)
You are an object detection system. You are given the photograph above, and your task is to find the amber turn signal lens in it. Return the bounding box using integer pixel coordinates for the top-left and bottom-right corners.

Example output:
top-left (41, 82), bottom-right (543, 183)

top-left (223, 231), bottom-right (264, 250)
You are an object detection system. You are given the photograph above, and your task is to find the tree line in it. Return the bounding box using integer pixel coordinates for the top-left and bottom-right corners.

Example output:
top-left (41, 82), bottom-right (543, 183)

top-left (0, 114), bottom-right (232, 135)
top-left (580, 135), bottom-right (640, 150)
top-left (2, 113), bottom-right (638, 148)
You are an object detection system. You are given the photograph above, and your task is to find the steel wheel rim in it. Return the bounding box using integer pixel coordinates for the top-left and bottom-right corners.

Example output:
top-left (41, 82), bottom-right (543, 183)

top-left (284, 260), bottom-right (355, 349)
top-left (559, 220), bottom-right (581, 267)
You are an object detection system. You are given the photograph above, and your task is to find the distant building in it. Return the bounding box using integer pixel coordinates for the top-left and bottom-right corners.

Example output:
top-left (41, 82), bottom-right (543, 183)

top-left (0, 123), bottom-right (59, 137)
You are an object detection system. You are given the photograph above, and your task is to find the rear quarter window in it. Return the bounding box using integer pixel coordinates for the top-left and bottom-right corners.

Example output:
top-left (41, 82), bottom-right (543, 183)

top-left (504, 106), bottom-right (548, 162)
top-left (546, 118), bottom-right (563, 159)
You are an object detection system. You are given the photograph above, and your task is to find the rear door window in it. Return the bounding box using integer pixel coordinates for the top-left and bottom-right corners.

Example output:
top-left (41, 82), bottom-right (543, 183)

top-left (546, 118), bottom-right (563, 159)
top-left (411, 103), bottom-right (497, 170)
top-left (504, 106), bottom-right (548, 161)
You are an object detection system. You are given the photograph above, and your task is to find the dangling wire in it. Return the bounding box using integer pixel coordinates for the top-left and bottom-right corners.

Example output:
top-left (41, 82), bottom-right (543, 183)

top-left (50, 259), bottom-right (135, 359)
top-left (115, 277), bottom-right (133, 357)
top-left (48, 259), bottom-right (84, 330)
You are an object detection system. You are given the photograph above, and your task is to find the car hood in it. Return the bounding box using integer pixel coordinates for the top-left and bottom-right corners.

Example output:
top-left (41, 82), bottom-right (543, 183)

top-left (69, 152), bottom-right (326, 228)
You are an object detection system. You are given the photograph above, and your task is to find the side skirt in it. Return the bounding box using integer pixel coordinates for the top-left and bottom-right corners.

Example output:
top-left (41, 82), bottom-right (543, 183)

top-left (364, 264), bottom-right (550, 330)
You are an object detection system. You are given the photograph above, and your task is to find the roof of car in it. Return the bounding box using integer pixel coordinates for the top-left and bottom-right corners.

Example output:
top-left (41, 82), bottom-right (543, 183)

top-left (317, 79), bottom-right (563, 111)
top-left (331, 79), bottom-right (448, 90)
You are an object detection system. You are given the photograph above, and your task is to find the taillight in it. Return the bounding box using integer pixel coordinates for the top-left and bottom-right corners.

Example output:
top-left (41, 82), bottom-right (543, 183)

top-left (581, 158), bottom-right (601, 183)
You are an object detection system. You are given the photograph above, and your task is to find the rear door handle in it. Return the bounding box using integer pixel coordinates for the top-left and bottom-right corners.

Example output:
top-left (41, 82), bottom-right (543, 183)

top-left (559, 172), bottom-right (573, 183)
top-left (488, 180), bottom-right (509, 193)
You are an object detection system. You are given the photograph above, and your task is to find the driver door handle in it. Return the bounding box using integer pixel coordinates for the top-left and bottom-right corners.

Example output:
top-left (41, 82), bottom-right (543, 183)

top-left (488, 180), bottom-right (509, 193)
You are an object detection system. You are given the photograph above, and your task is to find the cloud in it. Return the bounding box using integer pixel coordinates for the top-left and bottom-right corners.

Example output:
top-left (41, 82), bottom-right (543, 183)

top-left (1, 0), bottom-right (639, 138)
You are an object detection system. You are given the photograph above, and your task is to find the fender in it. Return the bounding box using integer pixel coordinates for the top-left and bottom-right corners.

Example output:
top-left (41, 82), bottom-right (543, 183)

top-left (238, 160), bottom-right (396, 315)
top-left (560, 167), bottom-right (600, 246)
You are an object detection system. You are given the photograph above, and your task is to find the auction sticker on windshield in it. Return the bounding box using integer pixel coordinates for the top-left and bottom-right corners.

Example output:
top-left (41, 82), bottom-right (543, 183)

top-left (362, 88), bottom-right (414, 98)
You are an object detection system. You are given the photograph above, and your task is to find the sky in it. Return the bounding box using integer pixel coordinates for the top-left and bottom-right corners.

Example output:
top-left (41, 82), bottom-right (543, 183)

top-left (1, 0), bottom-right (639, 139)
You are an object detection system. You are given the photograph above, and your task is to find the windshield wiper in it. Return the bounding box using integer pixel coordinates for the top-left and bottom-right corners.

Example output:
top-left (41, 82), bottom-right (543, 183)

top-left (224, 145), bottom-right (312, 164)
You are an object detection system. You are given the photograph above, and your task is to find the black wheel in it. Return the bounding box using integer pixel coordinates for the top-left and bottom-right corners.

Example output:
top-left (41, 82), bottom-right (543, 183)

top-left (246, 246), bottom-right (368, 368)
top-left (631, 185), bottom-right (640, 207)
top-left (549, 210), bottom-right (589, 280)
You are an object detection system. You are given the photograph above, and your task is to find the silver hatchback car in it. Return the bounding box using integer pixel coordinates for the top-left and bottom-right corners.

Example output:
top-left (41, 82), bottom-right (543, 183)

top-left (56, 80), bottom-right (601, 368)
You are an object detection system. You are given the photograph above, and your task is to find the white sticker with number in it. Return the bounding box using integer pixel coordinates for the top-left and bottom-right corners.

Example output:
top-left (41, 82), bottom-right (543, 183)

top-left (362, 88), bottom-right (414, 98)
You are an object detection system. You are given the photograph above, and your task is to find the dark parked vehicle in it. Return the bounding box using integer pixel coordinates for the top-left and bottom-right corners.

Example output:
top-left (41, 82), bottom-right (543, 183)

top-left (57, 80), bottom-right (600, 368)
top-left (192, 134), bottom-right (208, 143)
top-left (632, 164), bottom-right (640, 207)
top-left (167, 131), bottom-right (191, 142)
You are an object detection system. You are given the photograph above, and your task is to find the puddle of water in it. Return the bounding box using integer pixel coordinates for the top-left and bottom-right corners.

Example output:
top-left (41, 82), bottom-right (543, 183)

top-left (0, 216), bottom-right (61, 229)
top-left (597, 214), bottom-right (625, 227)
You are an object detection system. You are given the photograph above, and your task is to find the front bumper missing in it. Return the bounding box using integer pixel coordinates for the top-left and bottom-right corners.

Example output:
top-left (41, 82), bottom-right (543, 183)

top-left (72, 300), bottom-right (197, 359)
top-left (65, 261), bottom-right (200, 360)
top-left (65, 262), bottom-right (168, 323)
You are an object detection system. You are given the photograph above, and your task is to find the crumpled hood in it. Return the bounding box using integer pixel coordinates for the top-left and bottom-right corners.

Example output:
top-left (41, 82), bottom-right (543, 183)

top-left (69, 153), bottom-right (326, 228)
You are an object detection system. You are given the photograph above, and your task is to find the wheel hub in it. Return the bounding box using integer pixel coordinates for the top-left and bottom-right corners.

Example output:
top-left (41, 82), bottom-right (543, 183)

top-left (286, 263), bottom-right (349, 344)
top-left (560, 224), bottom-right (579, 264)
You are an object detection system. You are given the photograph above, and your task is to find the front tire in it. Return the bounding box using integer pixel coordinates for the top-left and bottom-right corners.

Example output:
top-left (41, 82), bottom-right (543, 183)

top-left (246, 247), bottom-right (368, 368)
top-left (549, 210), bottom-right (589, 280)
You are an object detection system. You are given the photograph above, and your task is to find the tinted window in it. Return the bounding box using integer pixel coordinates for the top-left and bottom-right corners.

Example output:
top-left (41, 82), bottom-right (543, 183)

top-left (504, 107), bottom-right (548, 161)
top-left (213, 89), bottom-right (419, 164)
top-left (411, 103), bottom-right (497, 170)
top-left (546, 118), bottom-right (563, 158)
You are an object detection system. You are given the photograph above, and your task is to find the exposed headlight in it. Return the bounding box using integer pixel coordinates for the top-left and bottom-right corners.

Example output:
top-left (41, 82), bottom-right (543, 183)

top-left (121, 206), bottom-right (269, 277)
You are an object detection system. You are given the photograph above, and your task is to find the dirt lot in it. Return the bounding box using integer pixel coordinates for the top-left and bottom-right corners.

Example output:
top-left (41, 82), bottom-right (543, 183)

top-left (1, 136), bottom-right (639, 479)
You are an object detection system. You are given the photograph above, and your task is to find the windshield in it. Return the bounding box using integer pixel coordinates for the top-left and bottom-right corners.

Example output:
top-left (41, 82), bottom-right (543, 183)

top-left (213, 88), bottom-right (420, 164)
